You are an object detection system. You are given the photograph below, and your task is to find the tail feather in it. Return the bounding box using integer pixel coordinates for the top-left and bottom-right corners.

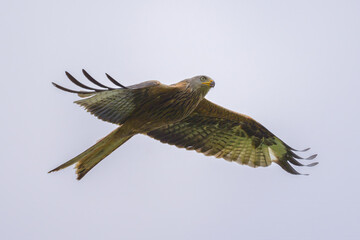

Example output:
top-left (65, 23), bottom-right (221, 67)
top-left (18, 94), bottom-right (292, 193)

top-left (49, 127), bottom-right (133, 180)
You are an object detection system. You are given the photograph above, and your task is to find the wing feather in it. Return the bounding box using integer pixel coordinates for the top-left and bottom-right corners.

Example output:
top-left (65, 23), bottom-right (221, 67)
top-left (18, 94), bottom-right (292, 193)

top-left (147, 99), bottom-right (318, 174)
top-left (82, 69), bottom-right (115, 90)
top-left (53, 71), bottom-right (161, 124)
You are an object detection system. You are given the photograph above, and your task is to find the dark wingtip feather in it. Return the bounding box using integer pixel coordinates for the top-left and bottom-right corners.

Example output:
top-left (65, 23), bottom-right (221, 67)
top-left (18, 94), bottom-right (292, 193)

top-left (275, 151), bottom-right (318, 175)
top-left (65, 71), bottom-right (103, 91)
top-left (297, 147), bottom-right (311, 152)
top-left (307, 162), bottom-right (319, 167)
top-left (105, 73), bottom-right (128, 89)
top-left (306, 154), bottom-right (318, 160)
top-left (52, 82), bottom-right (92, 94)
top-left (288, 146), bottom-right (311, 152)
top-left (274, 160), bottom-right (301, 175)
top-left (52, 82), bottom-right (59, 88)
top-left (288, 157), bottom-right (319, 167)
top-left (82, 69), bottom-right (115, 90)
top-left (290, 151), bottom-right (304, 159)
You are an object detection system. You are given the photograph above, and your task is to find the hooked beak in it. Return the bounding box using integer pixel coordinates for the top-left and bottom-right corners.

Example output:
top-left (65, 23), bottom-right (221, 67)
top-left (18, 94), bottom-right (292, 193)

top-left (202, 79), bottom-right (215, 88)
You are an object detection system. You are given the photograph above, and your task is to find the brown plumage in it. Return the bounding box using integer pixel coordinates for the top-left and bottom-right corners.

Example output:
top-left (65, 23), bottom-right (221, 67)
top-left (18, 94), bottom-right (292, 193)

top-left (49, 70), bottom-right (317, 180)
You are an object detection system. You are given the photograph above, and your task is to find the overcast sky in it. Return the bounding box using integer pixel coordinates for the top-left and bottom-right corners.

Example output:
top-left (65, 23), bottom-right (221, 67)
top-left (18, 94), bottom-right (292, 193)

top-left (1, 0), bottom-right (359, 239)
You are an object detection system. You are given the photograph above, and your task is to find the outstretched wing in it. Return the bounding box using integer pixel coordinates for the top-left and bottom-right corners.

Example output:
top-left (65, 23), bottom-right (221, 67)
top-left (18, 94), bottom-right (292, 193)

top-left (53, 69), bottom-right (161, 124)
top-left (147, 99), bottom-right (318, 175)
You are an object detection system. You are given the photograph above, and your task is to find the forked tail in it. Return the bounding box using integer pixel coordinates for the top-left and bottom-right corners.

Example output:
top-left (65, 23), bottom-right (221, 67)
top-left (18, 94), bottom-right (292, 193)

top-left (49, 127), bottom-right (133, 180)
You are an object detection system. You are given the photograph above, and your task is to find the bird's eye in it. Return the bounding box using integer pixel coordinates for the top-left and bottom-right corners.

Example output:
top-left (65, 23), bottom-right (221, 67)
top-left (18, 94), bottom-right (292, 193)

top-left (200, 76), bottom-right (207, 82)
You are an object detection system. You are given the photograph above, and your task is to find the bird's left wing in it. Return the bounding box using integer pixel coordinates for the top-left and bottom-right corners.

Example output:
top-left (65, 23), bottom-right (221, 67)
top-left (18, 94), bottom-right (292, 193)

top-left (147, 99), bottom-right (317, 175)
top-left (53, 70), bottom-right (162, 125)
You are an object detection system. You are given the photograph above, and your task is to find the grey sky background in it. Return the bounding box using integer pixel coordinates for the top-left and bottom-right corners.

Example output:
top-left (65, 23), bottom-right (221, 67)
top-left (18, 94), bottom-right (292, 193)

top-left (1, 0), bottom-right (359, 239)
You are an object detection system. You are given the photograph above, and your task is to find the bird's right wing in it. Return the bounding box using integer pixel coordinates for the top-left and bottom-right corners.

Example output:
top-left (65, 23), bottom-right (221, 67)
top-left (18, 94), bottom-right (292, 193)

top-left (147, 99), bottom-right (318, 175)
top-left (52, 70), bottom-right (162, 125)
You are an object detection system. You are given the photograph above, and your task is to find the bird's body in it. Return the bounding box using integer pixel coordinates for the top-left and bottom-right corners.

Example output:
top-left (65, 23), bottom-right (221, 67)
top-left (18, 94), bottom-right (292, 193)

top-left (49, 70), bottom-right (317, 180)
top-left (124, 81), bottom-right (208, 132)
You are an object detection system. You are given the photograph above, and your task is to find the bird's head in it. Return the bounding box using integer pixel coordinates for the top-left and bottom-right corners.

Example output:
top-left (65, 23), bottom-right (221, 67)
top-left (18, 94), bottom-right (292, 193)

top-left (199, 75), bottom-right (215, 88)
top-left (187, 75), bottom-right (215, 97)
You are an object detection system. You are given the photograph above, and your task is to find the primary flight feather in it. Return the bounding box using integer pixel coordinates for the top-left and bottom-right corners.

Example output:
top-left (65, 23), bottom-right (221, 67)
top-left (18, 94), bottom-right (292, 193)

top-left (49, 70), bottom-right (317, 180)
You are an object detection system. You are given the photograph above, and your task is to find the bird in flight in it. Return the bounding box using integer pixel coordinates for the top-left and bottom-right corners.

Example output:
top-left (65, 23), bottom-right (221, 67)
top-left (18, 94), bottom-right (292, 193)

top-left (49, 70), bottom-right (317, 180)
